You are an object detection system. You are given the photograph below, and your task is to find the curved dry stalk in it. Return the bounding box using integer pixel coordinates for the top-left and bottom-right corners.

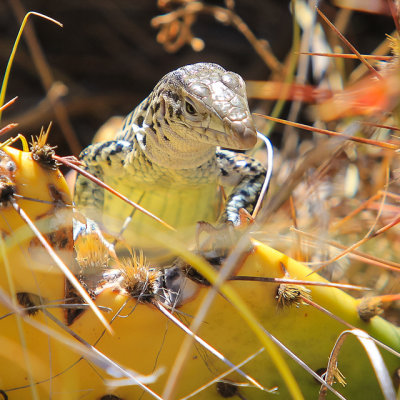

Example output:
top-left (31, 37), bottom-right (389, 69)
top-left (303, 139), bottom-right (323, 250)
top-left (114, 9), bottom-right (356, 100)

top-left (0, 11), bottom-right (62, 120)
top-left (319, 329), bottom-right (397, 400)
top-left (8, 0), bottom-right (81, 155)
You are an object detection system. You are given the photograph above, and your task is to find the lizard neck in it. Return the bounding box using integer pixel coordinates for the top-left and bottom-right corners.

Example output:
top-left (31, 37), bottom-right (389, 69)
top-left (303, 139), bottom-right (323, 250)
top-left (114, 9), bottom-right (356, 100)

top-left (133, 93), bottom-right (216, 170)
top-left (138, 123), bottom-right (216, 169)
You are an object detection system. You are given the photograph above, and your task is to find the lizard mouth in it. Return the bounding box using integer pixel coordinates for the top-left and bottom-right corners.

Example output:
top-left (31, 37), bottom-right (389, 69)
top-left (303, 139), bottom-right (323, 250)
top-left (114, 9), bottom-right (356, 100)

top-left (227, 121), bottom-right (257, 149)
top-left (192, 124), bottom-right (257, 150)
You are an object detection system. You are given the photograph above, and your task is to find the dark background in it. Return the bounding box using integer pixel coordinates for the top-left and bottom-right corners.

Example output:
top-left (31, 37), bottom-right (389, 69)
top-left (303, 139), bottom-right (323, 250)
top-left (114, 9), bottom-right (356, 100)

top-left (0, 0), bottom-right (393, 155)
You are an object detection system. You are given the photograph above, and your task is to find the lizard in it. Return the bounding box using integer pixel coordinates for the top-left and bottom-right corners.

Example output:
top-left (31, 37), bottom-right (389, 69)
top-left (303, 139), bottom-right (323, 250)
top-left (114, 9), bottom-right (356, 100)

top-left (74, 63), bottom-right (266, 262)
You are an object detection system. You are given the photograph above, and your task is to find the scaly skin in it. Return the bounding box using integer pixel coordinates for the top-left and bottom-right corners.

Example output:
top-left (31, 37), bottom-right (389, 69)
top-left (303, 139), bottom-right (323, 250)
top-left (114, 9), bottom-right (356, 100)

top-left (74, 63), bottom-right (266, 258)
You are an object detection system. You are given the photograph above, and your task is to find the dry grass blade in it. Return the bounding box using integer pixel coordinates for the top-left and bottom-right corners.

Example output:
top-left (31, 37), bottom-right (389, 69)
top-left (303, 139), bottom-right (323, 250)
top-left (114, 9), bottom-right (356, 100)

top-left (311, 214), bottom-right (400, 275)
top-left (254, 113), bottom-right (399, 150)
top-left (155, 302), bottom-right (266, 392)
top-left (292, 228), bottom-right (400, 272)
top-left (53, 155), bottom-right (176, 231)
top-left (178, 348), bottom-right (272, 400)
top-left (0, 123), bottom-right (18, 136)
top-left (361, 121), bottom-right (400, 132)
top-left (0, 96), bottom-right (18, 113)
top-left (230, 276), bottom-right (370, 291)
top-left (299, 52), bottom-right (392, 60)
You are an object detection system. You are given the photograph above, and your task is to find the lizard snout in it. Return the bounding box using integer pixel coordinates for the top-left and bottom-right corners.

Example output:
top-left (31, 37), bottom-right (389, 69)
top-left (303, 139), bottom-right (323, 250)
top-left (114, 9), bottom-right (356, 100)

top-left (223, 114), bottom-right (257, 150)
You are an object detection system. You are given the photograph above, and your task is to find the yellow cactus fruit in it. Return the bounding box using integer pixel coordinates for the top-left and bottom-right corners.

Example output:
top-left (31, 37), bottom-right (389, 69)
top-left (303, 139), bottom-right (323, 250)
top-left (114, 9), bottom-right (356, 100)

top-left (0, 144), bottom-right (73, 298)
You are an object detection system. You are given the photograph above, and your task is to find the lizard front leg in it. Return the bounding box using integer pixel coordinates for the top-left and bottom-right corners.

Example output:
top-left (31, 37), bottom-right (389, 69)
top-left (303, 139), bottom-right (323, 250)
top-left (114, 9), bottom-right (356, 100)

top-left (187, 149), bottom-right (266, 276)
top-left (217, 149), bottom-right (266, 226)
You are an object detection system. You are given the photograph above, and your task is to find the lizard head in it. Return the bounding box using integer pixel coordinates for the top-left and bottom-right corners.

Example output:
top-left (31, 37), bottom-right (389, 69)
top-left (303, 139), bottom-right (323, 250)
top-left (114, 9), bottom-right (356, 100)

top-left (152, 63), bottom-right (257, 150)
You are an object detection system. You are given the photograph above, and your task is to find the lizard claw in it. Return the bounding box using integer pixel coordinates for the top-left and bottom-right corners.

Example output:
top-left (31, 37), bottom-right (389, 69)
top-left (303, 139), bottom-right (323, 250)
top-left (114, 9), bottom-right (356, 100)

top-left (176, 219), bottom-right (253, 286)
top-left (195, 220), bottom-right (238, 259)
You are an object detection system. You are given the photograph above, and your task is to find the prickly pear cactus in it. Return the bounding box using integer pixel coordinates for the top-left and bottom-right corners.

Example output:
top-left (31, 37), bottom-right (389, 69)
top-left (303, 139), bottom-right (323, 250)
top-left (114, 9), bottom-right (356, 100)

top-left (0, 142), bottom-right (399, 400)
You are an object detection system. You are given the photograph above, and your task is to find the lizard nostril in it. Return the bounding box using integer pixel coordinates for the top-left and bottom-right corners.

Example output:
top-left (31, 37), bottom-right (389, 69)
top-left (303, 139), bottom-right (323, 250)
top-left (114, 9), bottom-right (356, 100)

top-left (229, 120), bottom-right (244, 136)
top-left (228, 120), bottom-right (257, 149)
top-left (241, 126), bottom-right (257, 148)
top-left (224, 118), bottom-right (257, 150)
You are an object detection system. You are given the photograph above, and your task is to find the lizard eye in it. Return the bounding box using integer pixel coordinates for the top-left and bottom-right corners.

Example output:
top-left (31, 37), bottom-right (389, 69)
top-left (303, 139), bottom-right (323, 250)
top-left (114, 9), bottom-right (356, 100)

top-left (185, 101), bottom-right (197, 115)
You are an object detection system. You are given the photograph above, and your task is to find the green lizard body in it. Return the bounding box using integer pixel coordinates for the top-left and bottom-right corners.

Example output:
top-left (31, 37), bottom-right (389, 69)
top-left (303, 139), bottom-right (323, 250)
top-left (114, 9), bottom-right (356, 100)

top-left (74, 63), bottom-right (266, 259)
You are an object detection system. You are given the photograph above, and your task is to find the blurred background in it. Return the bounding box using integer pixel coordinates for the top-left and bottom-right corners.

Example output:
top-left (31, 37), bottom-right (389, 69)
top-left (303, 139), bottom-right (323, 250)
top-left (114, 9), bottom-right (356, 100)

top-left (0, 0), bottom-right (393, 156)
top-left (0, 0), bottom-right (291, 155)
